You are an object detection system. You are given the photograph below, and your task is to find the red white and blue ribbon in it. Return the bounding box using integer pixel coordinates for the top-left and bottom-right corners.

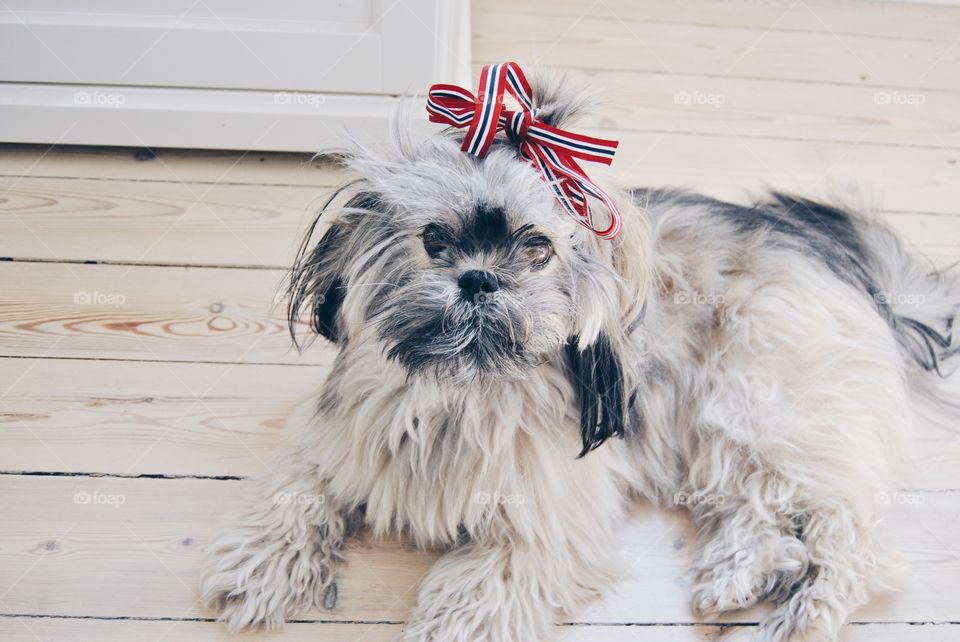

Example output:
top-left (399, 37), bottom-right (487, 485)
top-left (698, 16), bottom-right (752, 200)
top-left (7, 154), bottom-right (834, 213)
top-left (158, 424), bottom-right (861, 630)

top-left (426, 62), bottom-right (622, 240)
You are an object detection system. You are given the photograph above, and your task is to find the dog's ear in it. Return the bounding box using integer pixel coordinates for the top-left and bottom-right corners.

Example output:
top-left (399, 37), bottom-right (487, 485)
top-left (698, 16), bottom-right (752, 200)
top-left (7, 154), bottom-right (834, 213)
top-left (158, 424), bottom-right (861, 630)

top-left (287, 190), bottom-right (379, 347)
top-left (565, 198), bottom-right (650, 456)
top-left (566, 332), bottom-right (629, 457)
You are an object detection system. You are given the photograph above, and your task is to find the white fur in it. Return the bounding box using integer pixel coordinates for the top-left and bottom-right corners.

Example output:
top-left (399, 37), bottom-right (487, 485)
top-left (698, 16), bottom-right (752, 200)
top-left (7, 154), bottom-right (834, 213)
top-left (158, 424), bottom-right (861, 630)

top-left (201, 80), bottom-right (957, 642)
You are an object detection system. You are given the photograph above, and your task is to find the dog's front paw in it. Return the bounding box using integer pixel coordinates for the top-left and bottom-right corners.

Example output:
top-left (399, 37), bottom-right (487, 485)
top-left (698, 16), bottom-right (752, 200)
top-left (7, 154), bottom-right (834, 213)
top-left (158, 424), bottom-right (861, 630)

top-left (397, 555), bottom-right (553, 642)
top-left (397, 596), bottom-right (494, 642)
top-left (692, 534), bottom-right (808, 618)
top-left (692, 558), bottom-right (776, 617)
top-left (397, 611), bottom-right (500, 642)
top-left (756, 578), bottom-right (846, 642)
top-left (201, 528), bottom-right (335, 631)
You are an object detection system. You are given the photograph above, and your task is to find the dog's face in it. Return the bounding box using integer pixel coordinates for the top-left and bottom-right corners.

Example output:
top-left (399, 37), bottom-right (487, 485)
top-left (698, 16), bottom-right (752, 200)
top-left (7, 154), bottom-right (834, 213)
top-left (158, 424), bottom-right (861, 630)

top-left (288, 74), bottom-right (647, 454)
top-left (291, 136), bottom-right (618, 385)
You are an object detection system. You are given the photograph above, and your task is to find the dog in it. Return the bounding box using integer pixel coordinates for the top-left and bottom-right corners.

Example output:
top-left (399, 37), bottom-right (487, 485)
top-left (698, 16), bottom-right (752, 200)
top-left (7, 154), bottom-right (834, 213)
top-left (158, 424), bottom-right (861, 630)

top-left (200, 67), bottom-right (960, 641)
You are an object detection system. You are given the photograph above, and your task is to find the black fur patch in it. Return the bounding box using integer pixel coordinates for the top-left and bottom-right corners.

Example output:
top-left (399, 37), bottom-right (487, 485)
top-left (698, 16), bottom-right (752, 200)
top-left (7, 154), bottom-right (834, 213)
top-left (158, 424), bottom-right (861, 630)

top-left (896, 315), bottom-right (956, 376)
top-left (725, 193), bottom-right (881, 298)
top-left (634, 188), bottom-right (959, 376)
top-left (565, 333), bottom-right (627, 457)
top-left (721, 193), bottom-right (959, 373)
top-left (459, 203), bottom-right (511, 255)
top-left (287, 190), bottom-right (382, 347)
top-left (314, 275), bottom-right (346, 342)
top-left (383, 306), bottom-right (526, 380)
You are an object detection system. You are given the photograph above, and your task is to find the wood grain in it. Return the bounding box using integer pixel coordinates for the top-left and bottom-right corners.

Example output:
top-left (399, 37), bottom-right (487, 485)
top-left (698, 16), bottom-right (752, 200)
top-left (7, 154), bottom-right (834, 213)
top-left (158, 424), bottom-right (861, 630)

top-left (1, 240), bottom-right (955, 369)
top-left (487, 66), bottom-right (960, 150)
top-left (0, 176), bottom-right (325, 267)
top-left (0, 618), bottom-right (956, 642)
top-left (1, 357), bottom-right (958, 489)
top-left (0, 476), bottom-right (957, 625)
top-left (589, 131), bottom-right (960, 219)
top-left (1, 176), bottom-right (958, 267)
top-left (0, 144), bottom-right (347, 187)
top-left (0, 261), bottom-right (327, 365)
top-left (0, 358), bottom-right (317, 478)
top-left (473, 9), bottom-right (960, 91)
top-left (476, 0), bottom-right (960, 43)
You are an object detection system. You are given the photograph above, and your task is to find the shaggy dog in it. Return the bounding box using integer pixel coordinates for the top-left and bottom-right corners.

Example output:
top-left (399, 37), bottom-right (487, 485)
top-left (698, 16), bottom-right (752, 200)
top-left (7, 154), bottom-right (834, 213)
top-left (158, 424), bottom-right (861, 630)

top-left (201, 70), bottom-right (959, 641)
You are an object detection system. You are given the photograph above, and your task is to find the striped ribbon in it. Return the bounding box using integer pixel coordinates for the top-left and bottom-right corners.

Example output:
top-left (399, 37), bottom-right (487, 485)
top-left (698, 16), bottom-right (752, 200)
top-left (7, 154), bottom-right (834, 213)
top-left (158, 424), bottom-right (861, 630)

top-left (426, 62), bottom-right (622, 239)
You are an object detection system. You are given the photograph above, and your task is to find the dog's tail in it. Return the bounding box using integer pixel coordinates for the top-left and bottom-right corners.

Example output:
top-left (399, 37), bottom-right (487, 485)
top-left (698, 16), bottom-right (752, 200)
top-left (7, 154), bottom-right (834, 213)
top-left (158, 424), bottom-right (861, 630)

top-left (853, 217), bottom-right (960, 414)
top-left (859, 223), bottom-right (959, 373)
top-left (760, 194), bottom-right (959, 383)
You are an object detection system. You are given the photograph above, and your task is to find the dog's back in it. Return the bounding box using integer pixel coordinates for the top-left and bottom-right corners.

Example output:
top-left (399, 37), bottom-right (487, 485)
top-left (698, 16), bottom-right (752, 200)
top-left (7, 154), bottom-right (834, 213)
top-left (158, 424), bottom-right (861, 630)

top-left (635, 188), bottom-right (960, 382)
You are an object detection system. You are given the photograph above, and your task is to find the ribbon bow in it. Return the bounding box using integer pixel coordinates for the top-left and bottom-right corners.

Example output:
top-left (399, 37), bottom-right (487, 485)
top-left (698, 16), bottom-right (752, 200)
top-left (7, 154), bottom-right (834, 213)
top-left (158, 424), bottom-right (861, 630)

top-left (426, 62), bottom-right (622, 239)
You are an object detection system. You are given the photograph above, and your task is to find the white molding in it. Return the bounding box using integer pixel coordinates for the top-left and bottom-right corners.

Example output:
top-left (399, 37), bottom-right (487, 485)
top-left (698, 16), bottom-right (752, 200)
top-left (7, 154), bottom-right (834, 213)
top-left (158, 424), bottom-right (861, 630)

top-left (0, 0), bottom-right (470, 152)
top-left (0, 12), bottom-right (385, 94)
top-left (0, 83), bottom-right (433, 153)
top-left (435, 0), bottom-right (472, 87)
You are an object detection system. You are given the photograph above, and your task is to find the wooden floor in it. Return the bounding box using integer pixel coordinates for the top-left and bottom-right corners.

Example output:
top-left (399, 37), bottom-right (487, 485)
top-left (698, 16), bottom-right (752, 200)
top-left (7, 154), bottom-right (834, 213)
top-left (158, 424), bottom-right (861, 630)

top-left (2, 1), bottom-right (960, 640)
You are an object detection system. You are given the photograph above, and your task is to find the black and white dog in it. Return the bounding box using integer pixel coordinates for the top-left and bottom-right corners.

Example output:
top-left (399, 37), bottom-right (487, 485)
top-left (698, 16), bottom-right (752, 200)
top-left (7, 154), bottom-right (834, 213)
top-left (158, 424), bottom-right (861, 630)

top-left (201, 70), bottom-right (959, 641)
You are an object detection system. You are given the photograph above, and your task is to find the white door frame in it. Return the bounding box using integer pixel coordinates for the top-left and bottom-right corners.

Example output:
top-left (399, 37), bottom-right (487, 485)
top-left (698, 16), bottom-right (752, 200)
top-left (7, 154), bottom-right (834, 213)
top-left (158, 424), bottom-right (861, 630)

top-left (0, 0), bottom-right (471, 152)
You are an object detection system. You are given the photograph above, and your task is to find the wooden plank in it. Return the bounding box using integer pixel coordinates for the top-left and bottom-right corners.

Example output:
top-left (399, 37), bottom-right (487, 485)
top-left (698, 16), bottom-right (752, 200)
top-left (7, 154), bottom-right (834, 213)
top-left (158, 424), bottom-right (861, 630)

top-left (472, 11), bottom-right (960, 91)
top-left (0, 618), bottom-right (956, 642)
top-left (0, 359), bottom-right (315, 479)
top-left (0, 176), bottom-right (324, 268)
top-left (492, 66), bottom-right (960, 150)
top-left (8, 135), bottom-right (960, 228)
top-left (885, 212), bottom-right (960, 259)
top-left (475, 0), bottom-right (960, 43)
top-left (16, 134), bottom-right (946, 219)
top-left (0, 476), bottom-right (957, 624)
top-left (591, 130), bottom-right (960, 218)
top-left (0, 239), bottom-right (955, 368)
top-left (0, 262), bottom-right (329, 365)
top-left (1, 175), bottom-right (958, 267)
top-left (0, 145), bottom-right (347, 187)
top-left (1, 358), bottom-right (957, 489)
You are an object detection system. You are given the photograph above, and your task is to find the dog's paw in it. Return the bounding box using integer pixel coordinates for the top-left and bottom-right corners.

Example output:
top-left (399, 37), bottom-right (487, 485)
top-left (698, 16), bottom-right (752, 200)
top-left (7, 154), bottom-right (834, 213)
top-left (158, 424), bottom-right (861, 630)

top-left (755, 582), bottom-right (844, 642)
top-left (200, 529), bottom-right (335, 631)
top-left (397, 600), bottom-right (497, 642)
top-left (692, 560), bottom-right (772, 617)
top-left (693, 534), bottom-right (808, 618)
top-left (395, 613), bottom-right (502, 642)
top-left (757, 606), bottom-right (835, 642)
top-left (398, 564), bottom-right (551, 642)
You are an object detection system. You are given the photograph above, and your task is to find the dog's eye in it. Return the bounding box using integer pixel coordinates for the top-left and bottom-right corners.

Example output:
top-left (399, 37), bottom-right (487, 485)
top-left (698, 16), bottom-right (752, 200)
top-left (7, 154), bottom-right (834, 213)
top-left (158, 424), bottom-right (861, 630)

top-left (525, 237), bottom-right (554, 268)
top-left (421, 225), bottom-right (446, 258)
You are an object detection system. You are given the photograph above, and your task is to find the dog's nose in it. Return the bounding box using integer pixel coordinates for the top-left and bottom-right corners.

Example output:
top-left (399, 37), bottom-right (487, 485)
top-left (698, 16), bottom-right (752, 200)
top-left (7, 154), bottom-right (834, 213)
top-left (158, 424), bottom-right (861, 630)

top-left (458, 270), bottom-right (499, 300)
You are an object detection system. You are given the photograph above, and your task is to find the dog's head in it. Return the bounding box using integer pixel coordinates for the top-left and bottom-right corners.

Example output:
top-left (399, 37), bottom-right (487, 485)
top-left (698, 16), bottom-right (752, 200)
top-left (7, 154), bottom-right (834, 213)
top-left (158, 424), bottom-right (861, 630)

top-left (288, 72), bottom-right (649, 454)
